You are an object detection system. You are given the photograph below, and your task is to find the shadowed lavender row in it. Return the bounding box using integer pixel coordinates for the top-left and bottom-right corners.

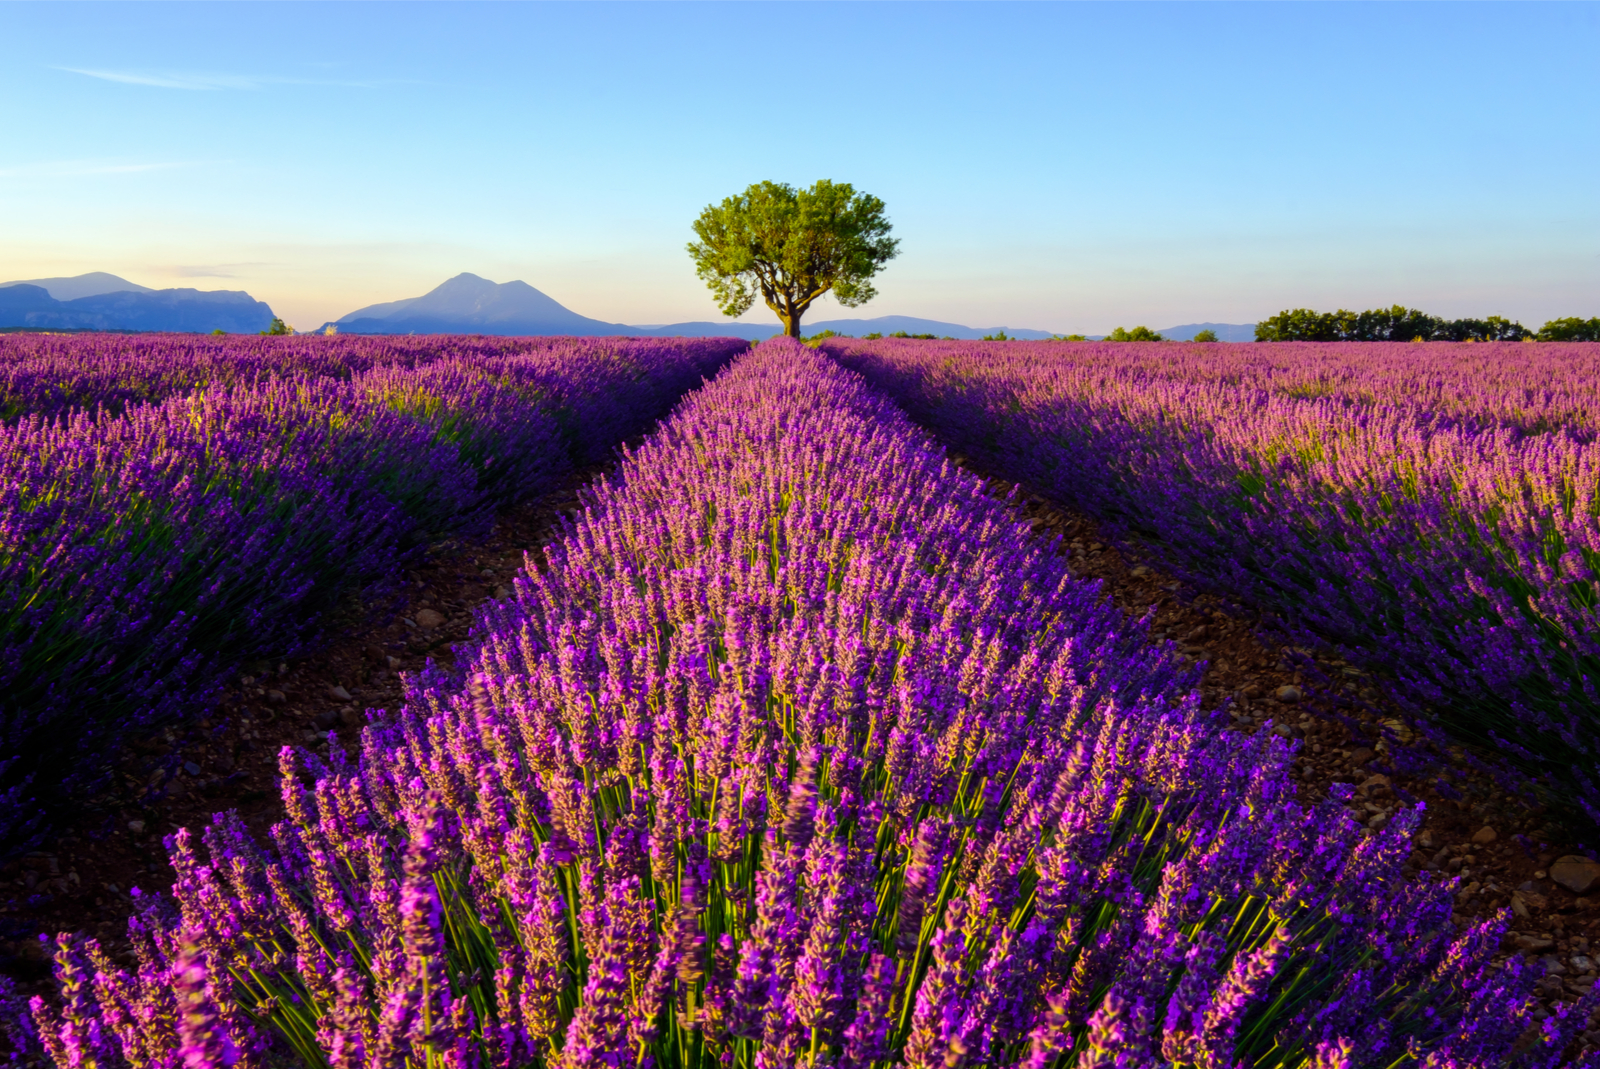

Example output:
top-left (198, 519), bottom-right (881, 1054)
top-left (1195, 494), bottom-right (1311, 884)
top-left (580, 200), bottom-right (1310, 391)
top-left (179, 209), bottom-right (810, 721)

top-left (823, 338), bottom-right (1600, 824)
top-left (0, 337), bottom-right (744, 858)
top-left (12, 340), bottom-right (1585, 1067)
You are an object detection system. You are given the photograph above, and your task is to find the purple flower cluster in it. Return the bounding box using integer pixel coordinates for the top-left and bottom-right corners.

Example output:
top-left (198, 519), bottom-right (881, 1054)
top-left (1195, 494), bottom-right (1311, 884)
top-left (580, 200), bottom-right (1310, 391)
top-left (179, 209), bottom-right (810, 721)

top-left (0, 335), bottom-right (742, 857)
top-left (16, 341), bottom-right (1589, 1067)
top-left (0, 333), bottom-right (715, 424)
top-left (823, 337), bottom-right (1600, 823)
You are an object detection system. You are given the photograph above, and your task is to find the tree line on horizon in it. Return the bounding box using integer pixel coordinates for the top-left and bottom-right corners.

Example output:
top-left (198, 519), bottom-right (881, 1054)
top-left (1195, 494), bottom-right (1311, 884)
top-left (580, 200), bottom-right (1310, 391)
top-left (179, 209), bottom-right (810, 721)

top-left (1255, 305), bottom-right (1600, 343)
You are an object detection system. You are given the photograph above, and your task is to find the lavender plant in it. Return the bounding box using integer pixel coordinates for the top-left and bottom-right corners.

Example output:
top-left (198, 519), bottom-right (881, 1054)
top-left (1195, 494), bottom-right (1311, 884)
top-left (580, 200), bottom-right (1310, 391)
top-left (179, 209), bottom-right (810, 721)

top-left (0, 337), bottom-right (743, 858)
top-left (823, 337), bottom-right (1600, 825)
top-left (0, 334), bottom-right (734, 425)
top-left (18, 342), bottom-right (1588, 1067)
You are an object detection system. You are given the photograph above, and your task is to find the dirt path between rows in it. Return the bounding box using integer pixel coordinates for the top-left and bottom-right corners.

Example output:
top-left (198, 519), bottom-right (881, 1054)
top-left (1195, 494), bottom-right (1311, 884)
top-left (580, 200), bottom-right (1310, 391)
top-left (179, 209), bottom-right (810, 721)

top-left (5, 429), bottom-right (1596, 1052)
top-left (0, 464), bottom-right (605, 994)
top-left (956, 458), bottom-right (1600, 1049)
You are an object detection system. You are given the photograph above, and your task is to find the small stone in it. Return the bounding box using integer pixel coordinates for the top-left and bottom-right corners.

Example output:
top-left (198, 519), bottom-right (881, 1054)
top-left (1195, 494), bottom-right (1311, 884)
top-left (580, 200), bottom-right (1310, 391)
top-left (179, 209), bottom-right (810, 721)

top-left (183, 761), bottom-right (201, 776)
top-left (402, 617), bottom-right (418, 629)
top-left (386, 656), bottom-right (402, 670)
top-left (1512, 894), bottom-right (1532, 919)
top-left (1542, 955), bottom-right (1568, 976)
top-left (1272, 723), bottom-right (1295, 739)
top-left (127, 820), bottom-right (144, 834)
top-left (480, 567), bottom-right (496, 577)
top-left (1367, 812), bottom-right (1389, 830)
top-left (415, 608), bottom-right (445, 629)
top-left (1551, 856), bottom-right (1600, 895)
top-left (1349, 747), bottom-right (1375, 765)
top-left (1275, 685), bottom-right (1302, 704)
top-left (329, 685), bottom-right (354, 702)
top-left (364, 644), bottom-right (386, 663)
top-left (1574, 955), bottom-right (1595, 972)
top-left (494, 585), bottom-right (512, 600)
top-left (1471, 826), bottom-right (1498, 845)
top-left (266, 689), bottom-right (286, 704)
top-left (1129, 566), bottom-right (1151, 578)
top-left (1515, 933), bottom-right (1555, 951)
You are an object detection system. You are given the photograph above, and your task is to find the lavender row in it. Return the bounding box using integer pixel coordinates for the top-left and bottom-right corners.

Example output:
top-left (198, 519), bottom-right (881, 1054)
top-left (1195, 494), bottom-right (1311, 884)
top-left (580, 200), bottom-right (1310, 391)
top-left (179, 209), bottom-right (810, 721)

top-left (0, 333), bottom-right (717, 424)
top-left (14, 339), bottom-right (1584, 1067)
top-left (0, 337), bottom-right (743, 858)
top-left (821, 337), bottom-right (1600, 823)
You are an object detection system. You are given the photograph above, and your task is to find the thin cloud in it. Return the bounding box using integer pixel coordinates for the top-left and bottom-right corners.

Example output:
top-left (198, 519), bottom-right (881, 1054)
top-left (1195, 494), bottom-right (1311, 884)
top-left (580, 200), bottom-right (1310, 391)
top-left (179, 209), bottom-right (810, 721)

top-left (58, 68), bottom-right (263, 90)
top-left (57, 67), bottom-right (421, 91)
top-left (0, 159), bottom-right (205, 179)
top-left (158, 263), bottom-right (273, 280)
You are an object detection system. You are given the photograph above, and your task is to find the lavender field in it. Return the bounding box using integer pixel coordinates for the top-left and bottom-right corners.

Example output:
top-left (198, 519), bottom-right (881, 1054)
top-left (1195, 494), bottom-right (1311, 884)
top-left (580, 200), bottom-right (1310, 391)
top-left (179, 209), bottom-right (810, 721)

top-left (3, 338), bottom-right (1595, 1068)
top-left (0, 333), bottom-right (744, 859)
top-left (824, 337), bottom-right (1600, 823)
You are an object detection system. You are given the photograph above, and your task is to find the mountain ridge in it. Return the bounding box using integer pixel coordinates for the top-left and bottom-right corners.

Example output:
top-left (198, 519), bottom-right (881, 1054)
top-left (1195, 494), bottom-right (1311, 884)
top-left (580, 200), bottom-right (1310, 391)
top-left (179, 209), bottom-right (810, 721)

top-left (0, 278), bottom-right (276, 333)
top-left (0, 272), bottom-right (154, 301)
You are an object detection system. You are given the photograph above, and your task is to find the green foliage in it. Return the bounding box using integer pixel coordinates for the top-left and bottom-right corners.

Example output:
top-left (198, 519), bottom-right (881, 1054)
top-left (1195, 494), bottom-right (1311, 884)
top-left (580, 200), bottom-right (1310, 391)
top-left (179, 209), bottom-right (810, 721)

top-left (981, 330), bottom-right (1011, 341)
top-left (1051, 333), bottom-right (1088, 342)
top-left (1255, 305), bottom-right (1535, 342)
top-left (862, 332), bottom-right (884, 340)
top-left (889, 330), bottom-right (938, 340)
top-left (210, 328), bottom-right (226, 336)
top-left (1538, 316), bottom-right (1600, 342)
top-left (687, 180), bottom-right (899, 338)
top-left (1193, 329), bottom-right (1219, 343)
top-left (1106, 326), bottom-right (1164, 342)
top-left (801, 329), bottom-right (849, 347)
top-left (260, 317), bottom-right (292, 336)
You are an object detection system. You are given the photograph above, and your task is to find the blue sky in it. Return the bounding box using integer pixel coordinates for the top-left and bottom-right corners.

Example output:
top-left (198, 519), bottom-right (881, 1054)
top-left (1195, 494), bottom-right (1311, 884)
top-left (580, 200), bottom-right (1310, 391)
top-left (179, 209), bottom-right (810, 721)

top-left (1, 1), bottom-right (1595, 333)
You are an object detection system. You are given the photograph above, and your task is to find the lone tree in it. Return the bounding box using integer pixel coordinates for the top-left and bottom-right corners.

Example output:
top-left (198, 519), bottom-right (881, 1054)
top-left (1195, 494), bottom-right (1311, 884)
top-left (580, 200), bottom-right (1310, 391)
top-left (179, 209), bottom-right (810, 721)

top-left (688, 180), bottom-right (899, 338)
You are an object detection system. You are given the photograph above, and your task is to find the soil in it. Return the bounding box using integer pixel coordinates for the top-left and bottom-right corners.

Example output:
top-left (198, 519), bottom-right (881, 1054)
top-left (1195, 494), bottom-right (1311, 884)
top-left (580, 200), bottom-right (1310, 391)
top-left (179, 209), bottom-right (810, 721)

top-left (4, 438), bottom-right (1597, 1054)
top-left (0, 466), bottom-right (602, 995)
top-left (978, 464), bottom-right (1600, 1052)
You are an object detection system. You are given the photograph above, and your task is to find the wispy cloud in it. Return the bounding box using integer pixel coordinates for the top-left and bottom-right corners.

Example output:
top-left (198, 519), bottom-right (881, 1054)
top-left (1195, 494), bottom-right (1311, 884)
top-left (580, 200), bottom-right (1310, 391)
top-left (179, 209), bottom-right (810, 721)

top-left (157, 263), bottom-right (273, 280)
top-left (57, 67), bottom-right (418, 91)
top-left (0, 159), bottom-right (207, 179)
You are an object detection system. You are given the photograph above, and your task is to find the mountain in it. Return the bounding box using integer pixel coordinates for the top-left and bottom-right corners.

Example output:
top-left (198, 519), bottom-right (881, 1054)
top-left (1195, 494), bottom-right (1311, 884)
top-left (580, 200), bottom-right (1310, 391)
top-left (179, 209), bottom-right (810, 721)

top-left (0, 282), bottom-right (275, 333)
top-left (0, 271), bottom-right (154, 301)
top-left (798, 315), bottom-right (1058, 340)
top-left (633, 321), bottom-right (779, 341)
top-left (1154, 322), bottom-right (1258, 342)
top-left (326, 273), bottom-right (640, 336)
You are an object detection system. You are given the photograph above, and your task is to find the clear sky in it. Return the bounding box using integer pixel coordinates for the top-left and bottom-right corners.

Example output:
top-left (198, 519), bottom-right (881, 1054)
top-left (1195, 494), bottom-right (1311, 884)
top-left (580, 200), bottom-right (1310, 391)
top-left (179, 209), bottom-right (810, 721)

top-left (1, 1), bottom-right (1596, 334)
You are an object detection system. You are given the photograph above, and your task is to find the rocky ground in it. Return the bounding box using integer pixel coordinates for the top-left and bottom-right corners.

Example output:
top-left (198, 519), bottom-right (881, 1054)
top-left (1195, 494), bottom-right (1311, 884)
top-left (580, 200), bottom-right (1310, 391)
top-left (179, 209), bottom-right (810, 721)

top-left (4, 442), bottom-right (1598, 1054)
top-left (0, 467), bottom-right (599, 992)
top-left (985, 467), bottom-right (1600, 1050)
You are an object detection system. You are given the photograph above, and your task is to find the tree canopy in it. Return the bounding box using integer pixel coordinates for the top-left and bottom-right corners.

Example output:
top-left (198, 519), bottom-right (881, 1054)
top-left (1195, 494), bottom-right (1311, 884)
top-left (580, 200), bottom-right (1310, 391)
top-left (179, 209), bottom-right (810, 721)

top-left (1106, 326), bottom-right (1164, 342)
top-left (1537, 317), bottom-right (1600, 342)
top-left (261, 317), bottom-right (292, 336)
top-left (1254, 305), bottom-right (1534, 342)
top-left (688, 180), bottom-right (899, 338)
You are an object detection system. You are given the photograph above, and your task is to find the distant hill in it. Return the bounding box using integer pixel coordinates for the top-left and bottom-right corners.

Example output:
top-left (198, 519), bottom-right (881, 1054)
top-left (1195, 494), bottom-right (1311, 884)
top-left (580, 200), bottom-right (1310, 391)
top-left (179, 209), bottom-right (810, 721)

top-left (633, 321), bottom-right (779, 341)
top-left (799, 315), bottom-right (1058, 340)
top-left (1154, 322), bottom-right (1257, 342)
top-left (0, 271), bottom-right (154, 301)
top-left (324, 273), bottom-right (641, 336)
top-left (322, 283), bottom-right (1071, 341)
top-left (0, 278), bottom-right (275, 333)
